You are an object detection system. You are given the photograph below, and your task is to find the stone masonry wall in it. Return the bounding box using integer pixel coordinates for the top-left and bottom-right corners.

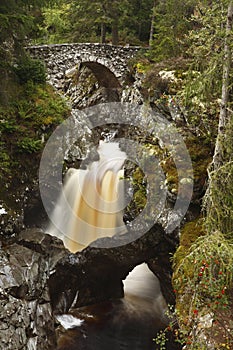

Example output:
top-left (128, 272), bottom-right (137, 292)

top-left (27, 43), bottom-right (142, 90)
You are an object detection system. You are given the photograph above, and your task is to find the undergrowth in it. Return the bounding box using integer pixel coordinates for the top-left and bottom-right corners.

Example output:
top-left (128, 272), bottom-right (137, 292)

top-left (155, 231), bottom-right (233, 349)
top-left (0, 75), bottom-right (70, 213)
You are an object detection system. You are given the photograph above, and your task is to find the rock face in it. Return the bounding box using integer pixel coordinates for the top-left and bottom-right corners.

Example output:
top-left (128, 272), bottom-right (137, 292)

top-left (64, 66), bottom-right (121, 109)
top-left (0, 224), bottom-right (176, 349)
top-left (0, 229), bottom-right (67, 350)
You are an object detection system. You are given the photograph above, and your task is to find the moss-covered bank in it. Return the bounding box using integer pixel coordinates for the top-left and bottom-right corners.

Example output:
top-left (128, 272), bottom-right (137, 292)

top-left (0, 76), bottom-right (70, 232)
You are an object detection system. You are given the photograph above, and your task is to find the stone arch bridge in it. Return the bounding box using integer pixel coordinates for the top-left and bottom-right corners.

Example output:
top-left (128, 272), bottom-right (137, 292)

top-left (27, 43), bottom-right (143, 91)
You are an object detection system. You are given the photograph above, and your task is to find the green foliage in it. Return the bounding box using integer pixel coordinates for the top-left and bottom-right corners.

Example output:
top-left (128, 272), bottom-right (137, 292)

top-left (148, 0), bottom-right (196, 61)
top-left (206, 108), bottom-right (233, 240)
top-left (202, 1), bottom-right (233, 239)
top-left (35, 0), bottom-right (155, 45)
top-left (121, 0), bottom-right (155, 43)
top-left (177, 1), bottom-right (232, 139)
top-left (174, 231), bottom-right (233, 305)
top-left (0, 141), bottom-right (11, 177)
top-left (165, 3), bottom-right (233, 348)
top-left (173, 219), bottom-right (206, 262)
top-left (17, 137), bottom-right (42, 153)
top-left (0, 0), bottom-right (54, 48)
top-left (204, 161), bottom-right (233, 240)
top-left (36, 2), bottom-right (71, 44)
top-left (0, 82), bottom-right (69, 181)
top-left (154, 328), bottom-right (167, 349)
top-left (172, 231), bottom-right (233, 348)
top-left (13, 56), bottom-right (46, 85)
top-left (0, 118), bottom-right (17, 132)
top-left (0, 0), bottom-right (51, 107)
top-left (10, 84), bottom-right (69, 125)
top-left (133, 61), bottom-right (150, 74)
top-left (66, 0), bottom-right (127, 44)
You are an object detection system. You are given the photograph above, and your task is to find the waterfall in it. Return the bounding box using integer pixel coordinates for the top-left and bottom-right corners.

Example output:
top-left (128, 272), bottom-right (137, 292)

top-left (49, 141), bottom-right (170, 349)
top-left (47, 141), bottom-right (127, 252)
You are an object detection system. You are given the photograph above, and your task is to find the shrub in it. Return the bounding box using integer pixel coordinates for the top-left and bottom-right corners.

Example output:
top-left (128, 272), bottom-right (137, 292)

top-left (14, 56), bottom-right (46, 85)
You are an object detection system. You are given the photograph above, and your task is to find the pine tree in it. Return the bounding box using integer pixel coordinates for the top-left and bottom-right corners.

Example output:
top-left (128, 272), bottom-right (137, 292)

top-left (0, 0), bottom-right (56, 103)
top-left (149, 0), bottom-right (196, 61)
top-left (212, 1), bottom-right (233, 170)
top-left (58, 0), bottom-right (154, 45)
top-left (177, 1), bottom-right (231, 140)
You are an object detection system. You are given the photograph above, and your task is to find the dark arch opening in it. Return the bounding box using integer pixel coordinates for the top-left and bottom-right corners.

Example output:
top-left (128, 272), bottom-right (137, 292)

top-left (81, 62), bottom-right (121, 89)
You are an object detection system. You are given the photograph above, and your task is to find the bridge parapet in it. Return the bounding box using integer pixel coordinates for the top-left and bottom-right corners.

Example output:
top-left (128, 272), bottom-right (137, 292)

top-left (27, 43), bottom-right (144, 90)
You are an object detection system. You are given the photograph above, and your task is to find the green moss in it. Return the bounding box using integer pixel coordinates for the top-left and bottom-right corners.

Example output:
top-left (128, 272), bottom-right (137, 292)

top-left (185, 134), bottom-right (212, 183)
top-left (162, 156), bottom-right (178, 190)
top-left (132, 167), bottom-right (144, 183)
top-left (173, 218), bottom-right (206, 265)
top-left (132, 168), bottom-right (147, 207)
top-left (205, 161), bottom-right (233, 240)
top-left (134, 189), bottom-right (147, 209)
top-left (124, 165), bottom-right (147, 220)
top-left (172, 218), bottom-right (206, 302)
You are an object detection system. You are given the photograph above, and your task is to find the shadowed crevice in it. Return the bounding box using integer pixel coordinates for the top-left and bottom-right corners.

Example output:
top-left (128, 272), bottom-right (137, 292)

top-left (81, 62), bottom-right (121, 89)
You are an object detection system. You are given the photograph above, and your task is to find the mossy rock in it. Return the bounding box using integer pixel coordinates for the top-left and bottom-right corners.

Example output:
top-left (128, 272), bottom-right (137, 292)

top-left (172, 218), bottom-right (206, 320)
top-left (173, 218), bottom-right (206, 267)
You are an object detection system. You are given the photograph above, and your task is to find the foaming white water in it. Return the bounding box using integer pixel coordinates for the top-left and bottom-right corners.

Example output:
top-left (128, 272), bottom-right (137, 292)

top-left (56, 314), bottom-right (84, 330)
top-left (123, 263), bottom-right (168, 321)
top-left (47, 141), bottom-right (127, 252)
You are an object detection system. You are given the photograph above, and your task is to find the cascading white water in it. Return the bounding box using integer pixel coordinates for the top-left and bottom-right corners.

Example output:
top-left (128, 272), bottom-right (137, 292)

top-left (123, 263), bottom-right (168, 323)
top-left (47, 141), bottom-right (127, 252)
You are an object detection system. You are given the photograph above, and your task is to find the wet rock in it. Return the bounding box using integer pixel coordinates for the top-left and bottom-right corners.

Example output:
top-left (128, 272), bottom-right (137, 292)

top-left (121, 72), bottom-right (144, 104)
top-left (0, 229), bottom-right (67, 350)
top-left (23, 183), bottom-right (48, 229)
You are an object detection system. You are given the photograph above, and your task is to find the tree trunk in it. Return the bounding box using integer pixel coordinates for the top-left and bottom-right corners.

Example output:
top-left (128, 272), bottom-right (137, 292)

top-left (149, 1), bottom-right (156, 47)
top-left (212, 1), bottom-right (233, 170)
top-left (100, 22), bottom-right (106, 44)
top-left (112, 19), bottom-right (119, 45)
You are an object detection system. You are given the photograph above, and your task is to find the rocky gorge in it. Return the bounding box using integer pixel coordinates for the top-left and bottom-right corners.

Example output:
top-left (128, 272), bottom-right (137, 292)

top-left (0, 54), bottom-right (211, 350)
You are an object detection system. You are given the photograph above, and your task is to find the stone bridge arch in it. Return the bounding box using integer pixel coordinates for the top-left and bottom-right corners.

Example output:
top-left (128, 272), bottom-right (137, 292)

top-left (26, 43), bottom-right (143, 92)
top-left (80, 61), bottom-right (121, 89)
